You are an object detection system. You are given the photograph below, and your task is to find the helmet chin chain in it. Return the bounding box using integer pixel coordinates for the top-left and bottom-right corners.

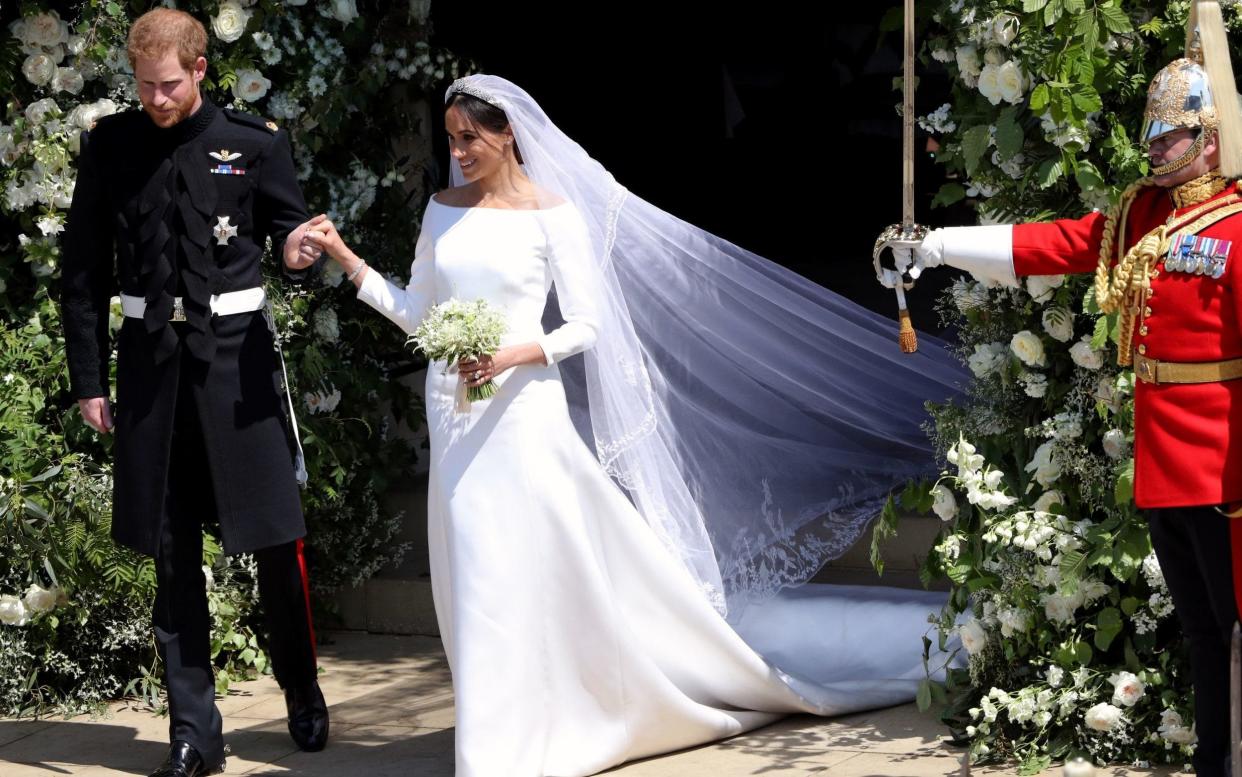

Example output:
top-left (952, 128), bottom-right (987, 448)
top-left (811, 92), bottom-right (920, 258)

top-left (1151, 131), bottom-right (1206, 176)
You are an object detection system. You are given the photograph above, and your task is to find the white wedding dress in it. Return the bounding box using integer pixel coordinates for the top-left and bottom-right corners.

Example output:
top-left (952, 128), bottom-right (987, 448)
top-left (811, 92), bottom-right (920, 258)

top-left (356, 197), bottom-right (949, 777)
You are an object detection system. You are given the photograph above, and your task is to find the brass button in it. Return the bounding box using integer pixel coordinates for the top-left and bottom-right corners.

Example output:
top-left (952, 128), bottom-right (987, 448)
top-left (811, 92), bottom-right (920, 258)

top-left (1140, 326), bottom-right (1149, 336)
top-left (1152, 269), bottom-right (1161, 278)
top-left (1138, 344), bottom-right (1148, 355)
top-left (1145, 306), bottom-right (1153, 316)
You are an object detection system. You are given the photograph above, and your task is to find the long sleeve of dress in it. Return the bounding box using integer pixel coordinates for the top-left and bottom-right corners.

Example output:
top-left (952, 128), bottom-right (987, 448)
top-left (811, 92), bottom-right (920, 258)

top-left (537, 206), bottom-right (601, 365)
top-left (356, 227), bottom-right (435, 335)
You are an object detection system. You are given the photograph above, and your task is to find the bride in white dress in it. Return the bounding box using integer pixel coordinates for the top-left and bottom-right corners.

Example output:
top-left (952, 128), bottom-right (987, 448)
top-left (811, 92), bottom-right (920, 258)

top-left (303, 74), bottom-right (965, 777)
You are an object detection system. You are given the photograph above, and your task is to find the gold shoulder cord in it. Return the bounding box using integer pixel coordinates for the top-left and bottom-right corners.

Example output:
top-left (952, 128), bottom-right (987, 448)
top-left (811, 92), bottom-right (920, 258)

top-left (1094, 180), bottom-right (1242, 366)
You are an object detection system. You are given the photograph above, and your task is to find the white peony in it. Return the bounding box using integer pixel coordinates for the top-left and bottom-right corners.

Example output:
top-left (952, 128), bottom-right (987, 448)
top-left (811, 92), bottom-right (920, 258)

top-left (22, 53), bottom-right (56, 86)
top-left (968, 342), bottom-right (1007, 377)
top-left (52, 66), bottom-right (84, 95)
top-left (956, 44), bottom-right (982, 77)
top-left (1041, 307), bottom-right (1074, 342)
top-left (67, 98), bottom-right (119, 131)
top-left (1025, 274), bottom-right (1065, 303)
top-left (25, 97), bottom-right (61, 126)
top-left (1102, 429), bottom-right (1129, 460)
top-left (1025, 440), bottom-right (1061, 487)
top-left (1010, 330), bottom-right (1046, 367)
top-left (1084, 702), bottom-right (1125, 732)
top-left (331, 0), bottom-right (360, 25)
top-left (992, 13), bottom-right (1020, 46)
top-left (1070, 336), bottom-right (1105, 370)
top-left (959, 618), bottom-right (988, 655)
top-left (211, 1), bottom-right (252, 43)
top-left (1159, 709), bottom-right (1198, 745)
top-left (997, 607), bottom-right (1030, 637)
top-left (22, 584), bottom-right (57, 614)
top-left (931, 484), bottom-right (957, 521)
top-left (233, 69), bottom-right (272, 102)
top-left (21, 11), bottom-right (69, 50)
top-left (0, 594), bottom-right (29, 626)
top-left (1109, 671), bottom-right (1146, 707)
top-left (978, 63), bottom-right (1004, 105)
top-left (997, 60), bottom-right (1025, 104)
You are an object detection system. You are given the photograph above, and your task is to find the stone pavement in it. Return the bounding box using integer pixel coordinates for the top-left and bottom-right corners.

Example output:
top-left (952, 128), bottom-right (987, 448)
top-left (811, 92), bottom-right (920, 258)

top-left (0, 632), bottom-right (1189, 777)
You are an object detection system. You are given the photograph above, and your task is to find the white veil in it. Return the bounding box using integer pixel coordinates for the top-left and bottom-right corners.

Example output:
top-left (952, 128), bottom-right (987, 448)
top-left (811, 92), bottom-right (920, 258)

top-left (446, 74), bottom-right (967, 616)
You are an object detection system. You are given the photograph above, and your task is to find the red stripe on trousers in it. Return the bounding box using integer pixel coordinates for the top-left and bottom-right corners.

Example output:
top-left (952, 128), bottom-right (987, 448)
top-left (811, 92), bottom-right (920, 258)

top-left (296, 538), bottom-right (318, 664)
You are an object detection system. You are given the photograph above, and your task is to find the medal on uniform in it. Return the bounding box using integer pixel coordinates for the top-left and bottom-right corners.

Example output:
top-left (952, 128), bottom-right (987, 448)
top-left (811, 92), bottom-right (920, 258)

top-left (213, 215), bottom-right (238, 246)
top-left (1166, 232), bottom-right (1231, 278)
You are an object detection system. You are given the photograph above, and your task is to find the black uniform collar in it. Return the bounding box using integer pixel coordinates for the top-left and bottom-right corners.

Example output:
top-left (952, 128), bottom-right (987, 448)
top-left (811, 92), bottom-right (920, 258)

top-left (154, 95), bottom-right (218, 145)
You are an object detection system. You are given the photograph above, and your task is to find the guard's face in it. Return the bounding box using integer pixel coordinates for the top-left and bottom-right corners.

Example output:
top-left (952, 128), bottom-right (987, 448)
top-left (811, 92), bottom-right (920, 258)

top-left (445, 104), bottom-right (514, 183)
top-left (1148, 128), bottom-right (1218, 187)
top-left (134, 50), bottom-right (205, 129)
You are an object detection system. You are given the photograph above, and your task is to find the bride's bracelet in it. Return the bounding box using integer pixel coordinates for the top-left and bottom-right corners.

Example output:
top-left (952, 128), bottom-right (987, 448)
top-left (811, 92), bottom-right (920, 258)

top-left (347, 260), bottom-right (367, 282)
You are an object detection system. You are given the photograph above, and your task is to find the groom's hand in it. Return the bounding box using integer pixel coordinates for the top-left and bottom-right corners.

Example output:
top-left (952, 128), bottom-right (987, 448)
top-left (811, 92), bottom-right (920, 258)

top-left (284, 215), bottom-right (327, 270)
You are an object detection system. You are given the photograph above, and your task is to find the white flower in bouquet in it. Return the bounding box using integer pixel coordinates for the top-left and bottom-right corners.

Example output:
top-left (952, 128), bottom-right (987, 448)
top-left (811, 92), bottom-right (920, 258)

top-left (66, 34), bottom-right (86, 56)
top-left (991, 13), bottom-right (1020, 46)
top-left (312, 307), bottom-right (340, 342)
top-left (303, 386), bottom-right (341, 415)
top-left (1025, 274), bottom-right (1064, 302)
top-left (262, 47), bottom-right (283, 66)
top-left (1010, 330), bottom-right (1046, 367)
top-left (992, 149), bottom-right (1025, 179)
top-left (252, 31), bottom-right (276, 50)
top-left (52, 66), bottom-right (83, 95)
top-left (1046, 665), bottom-right (1065, 688)
top-left (1081, 578), bottom-right (1111, 604)
top-left (202, 564), bottom-right (215, 592)
top-left (212, 1), bottom-right (252, 43)
top-left (1095, 375), bottom-right (1123, 413)
top-left (959, 618), bottom-right (988, 655)
top-left (946, 436), bottom-right (985, 475)
top-left (233, 69), bottom-right (272, 102)
top-left (931, 47), bottom-right (954, 63)
top-left (955, 44), bottom-right (982, 77)
top-left (411, 298), bottom-right (508, 403)
top-left (1158, 709), bottom-right (1197, 745)
top-left (321, 260), bottom-right (345, 287)
top-left (22, 584), bottom-right (57, 615)
top-left (997, 607), bottom-right (1030, 637)
top-left (1019, 371), bottom-right (1048, 398)
top-left (22, 53), bottom-right (56, 86)
top-left (931, 483), bottom-right (957, 521)
top-left (1102, 429), bottom-right (1129, 459)
top-left (36, 214), bottom-right (64, 237)
top-left (1142, 552), bottom-right (1166, 590)
top-left (983, 47), bottom-right (1005, 66)
top-left (968, 342), bottom-right (1007, 377)
top-left (1070, 336), bottom-right (1105, 370)
top-left (1026, 440), bottom-right (1061, 487)
top-left (997, 60), bottom-right (1026, 104)
top-left (25, 97), bottom-right (60, 126)
top-left (0, 594), bottom-right (29, 626)
top-left (19, 11), bottom-right (69, 51)
top-left (1032, 489), bottom-right (1063, 513)
top-left (1109, 671), bottom-right (1146, 707)
top-left (1041, 307), bottom-right (1074, 342)
top-left (1085, 702), bottom-right (1125, 732)
top-left (978, 63), bottom-right (1005, 105)
top-left (67, 99), bottom-right (119, 131)
top-left (331, 0), bottom-right (360, 25)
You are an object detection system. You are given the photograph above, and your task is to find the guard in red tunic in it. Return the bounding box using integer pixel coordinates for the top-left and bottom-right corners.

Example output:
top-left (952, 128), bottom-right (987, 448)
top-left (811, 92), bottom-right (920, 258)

top-left (899, 3), bottom-right (1242, 774)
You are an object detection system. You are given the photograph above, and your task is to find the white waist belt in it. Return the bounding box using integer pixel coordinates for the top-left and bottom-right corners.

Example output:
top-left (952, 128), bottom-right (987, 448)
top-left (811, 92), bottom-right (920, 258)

top-left (120, 287), bottom-right (266, 321)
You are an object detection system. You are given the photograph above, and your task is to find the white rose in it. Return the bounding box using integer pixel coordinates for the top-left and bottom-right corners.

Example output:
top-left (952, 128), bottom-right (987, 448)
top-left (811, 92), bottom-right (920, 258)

top-left (1010, 330), bottom-right (1046, 367)
top-left (23, 12), bottom-right (69, 49)
top-left (978, 63), bottom-right (1004, 105)
top-left (1070, 337), bottom-right (1105, 370)
top-left (1042, 592), bottom-right (1080, 624)
top-left (1025, 440), bottom-right (1061, 487)
top-left (1032, 489), bottom-right (1063, 513)
top-left (1159, 709), bottom-right (1198, 745)
top-left (1102, 429), bottom-right (1129, 460)
top-left (233, 69), bottom-right (272, 102)
top-left (52, 66), bottom-right (84, 95)
top-left (67, 98), bottom-right (119, 131)
top-left (25, 97), bottom-right (61, 126)
top-left (931, 484), bottom-right (958, 521)
top-left (983, 47), bottom-right (1005, 66)
top-left (998, 607), bottom-right (1030, 637)
top-left (992, 13), bottom-right (1020, 46)
top-left (66, 34), bottom-right (86, 56)
top-left (331, 0), bottom-right (360, 24)
top-left (997, 60), bottom-right (1025, 104)
top-left (959, 618), bottom-right (988, 655)
top-left (1025, 274), bottom-right (1065, 303)
top-left (211, 1), bottom-right (252, 43)
top-left (23, 584), bottom-right (57, 614)
top-left (22, 53), bottom-right (56, 86)
top-left (1109, 671), bottom-right (1146, 707)
top-left (0, 594), bottom-right (29, 626)
top-left (1085, 702), bottom-right (1125, 732)
top-left (955, 44), bottom-right (982, 77)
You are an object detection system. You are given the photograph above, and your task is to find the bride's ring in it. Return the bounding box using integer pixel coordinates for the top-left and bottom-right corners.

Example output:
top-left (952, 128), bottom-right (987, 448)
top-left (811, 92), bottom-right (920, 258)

top-left (472, 370), bottom-right (483, 380)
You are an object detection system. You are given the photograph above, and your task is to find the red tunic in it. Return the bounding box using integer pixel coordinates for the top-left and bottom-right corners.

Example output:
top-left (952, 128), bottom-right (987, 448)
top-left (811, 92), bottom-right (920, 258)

top-left (1012, 183), bottom-right (1242, 509)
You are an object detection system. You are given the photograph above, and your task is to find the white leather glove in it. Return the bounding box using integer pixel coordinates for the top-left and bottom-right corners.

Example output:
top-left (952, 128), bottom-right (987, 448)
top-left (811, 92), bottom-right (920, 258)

top-left (890, 231), bottom-right (946, 281)
top-left (895, 225), bottom-right (1017, 287)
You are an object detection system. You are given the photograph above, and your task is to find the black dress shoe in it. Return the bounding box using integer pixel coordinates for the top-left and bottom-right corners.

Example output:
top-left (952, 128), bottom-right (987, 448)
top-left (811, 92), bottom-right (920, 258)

top-left (148, 740), bottom-right (226, 777)
top-left (285, 679), bottom-right (329, 751)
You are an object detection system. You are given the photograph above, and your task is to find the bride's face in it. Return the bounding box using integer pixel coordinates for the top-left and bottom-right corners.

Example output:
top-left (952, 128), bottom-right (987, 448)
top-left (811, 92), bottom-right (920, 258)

top-left (445, 105), bottom-right (514, 182)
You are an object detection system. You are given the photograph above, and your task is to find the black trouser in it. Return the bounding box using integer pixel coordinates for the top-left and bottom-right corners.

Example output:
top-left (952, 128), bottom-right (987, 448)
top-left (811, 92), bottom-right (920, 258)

top-left (152, 370), bottom-right (317, 765)
top-left (1148, 507), bottom-right (1239, 777)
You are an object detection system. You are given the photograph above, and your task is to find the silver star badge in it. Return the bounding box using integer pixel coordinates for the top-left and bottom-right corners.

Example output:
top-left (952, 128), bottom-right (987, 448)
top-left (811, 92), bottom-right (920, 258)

top-left (213, 215), bottom-right (238, 246)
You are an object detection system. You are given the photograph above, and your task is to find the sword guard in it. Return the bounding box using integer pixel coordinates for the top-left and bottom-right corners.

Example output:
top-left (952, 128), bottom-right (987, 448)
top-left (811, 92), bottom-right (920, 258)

top-left (873, 222), bottom-right (929, 290)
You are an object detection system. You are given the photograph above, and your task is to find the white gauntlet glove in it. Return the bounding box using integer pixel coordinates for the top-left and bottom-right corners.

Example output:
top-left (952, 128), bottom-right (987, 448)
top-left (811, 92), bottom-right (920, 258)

top-left (893, 225), bottom-right (1018, 287)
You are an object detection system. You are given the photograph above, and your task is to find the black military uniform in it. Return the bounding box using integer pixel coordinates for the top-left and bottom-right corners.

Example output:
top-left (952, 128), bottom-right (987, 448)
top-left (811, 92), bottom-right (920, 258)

top-left (61, 96), bottom-right (328, 771)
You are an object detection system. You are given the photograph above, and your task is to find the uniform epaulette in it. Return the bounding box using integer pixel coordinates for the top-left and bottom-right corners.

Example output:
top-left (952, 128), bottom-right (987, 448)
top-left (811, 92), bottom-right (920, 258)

top-left (223, 108), bottom-right (280, 134)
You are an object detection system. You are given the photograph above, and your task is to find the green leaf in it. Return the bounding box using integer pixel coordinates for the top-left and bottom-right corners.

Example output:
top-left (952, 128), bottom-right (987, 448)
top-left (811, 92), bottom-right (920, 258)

top-left (916, 678), bottom-right (933, 711)
top-left (1029, 83), bottom-right (1051, 113)
top-left (1074, 640), bottom-right (1094, 665)
top-left (1037, 157), bottom-right (1065, 188)
top-left (1063, 0), bottom-right (1085, 14)
top-left (1091, 312), bottom-right (1111, 349)
top-left (879, 7), bottom-right (904, 33)
top-left (1023, 0), bottom-right (1050, 11)
top-left (1099, 2), bottom-right (1133, 34)
top-left (1121, 597), bottom-right (1140, 616)
top-left (962, 125), bottom-right (992, 178)
top-left (1060, 549), bottom-right (1088, 587)
top-left (869, 495), bottom-right (902, 576)
top-left (1075, 161), bottom-right (1105, 192)
top-left (1114, 458), bottom-right (1134, 505)
top-left (931, 183), bottom-right (968, 209)
top-left (995, 108), bottom-right (1025, 161)
top-left (1095, 607), bottom-right (1123, 651)
top-left (1018, 754), bottom-right (1054, 776)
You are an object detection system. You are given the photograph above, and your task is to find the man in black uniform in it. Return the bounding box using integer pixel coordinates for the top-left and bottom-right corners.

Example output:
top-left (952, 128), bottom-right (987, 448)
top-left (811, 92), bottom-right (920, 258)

top-left (60, 10), bottom-right (329, 777)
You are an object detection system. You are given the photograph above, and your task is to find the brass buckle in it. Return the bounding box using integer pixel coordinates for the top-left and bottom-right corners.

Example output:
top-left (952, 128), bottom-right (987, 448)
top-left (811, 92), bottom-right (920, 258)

top-left (1134, 353), bottom-right (1159, 385)
top-left (171, 298), bottom-right (186, 322)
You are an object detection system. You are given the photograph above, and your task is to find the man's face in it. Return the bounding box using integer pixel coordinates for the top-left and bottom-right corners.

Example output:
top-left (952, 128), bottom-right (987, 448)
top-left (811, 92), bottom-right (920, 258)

top-left (1148, 128), bottom-right (1218, 187)
top-left (134, 50), bottom-right (205, 128)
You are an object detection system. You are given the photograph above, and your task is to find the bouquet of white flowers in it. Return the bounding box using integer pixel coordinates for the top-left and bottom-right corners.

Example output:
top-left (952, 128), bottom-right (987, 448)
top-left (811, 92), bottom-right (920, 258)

top-left (410, 298), bottom-right (508, 405)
